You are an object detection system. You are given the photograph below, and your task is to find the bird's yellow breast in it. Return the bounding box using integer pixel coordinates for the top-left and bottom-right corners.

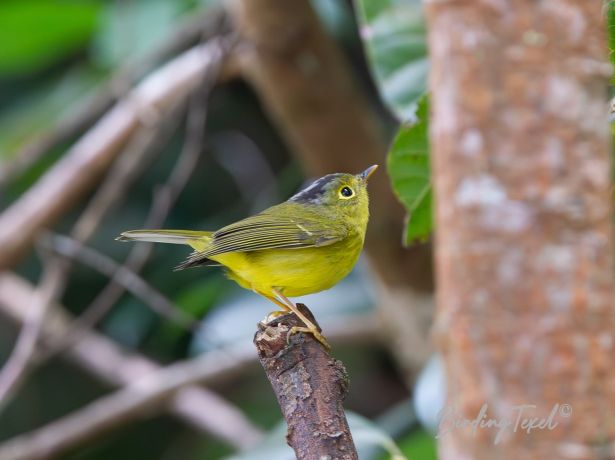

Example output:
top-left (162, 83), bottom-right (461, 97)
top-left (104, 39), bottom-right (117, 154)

top-left (210, 235), bottom-right (364, 298)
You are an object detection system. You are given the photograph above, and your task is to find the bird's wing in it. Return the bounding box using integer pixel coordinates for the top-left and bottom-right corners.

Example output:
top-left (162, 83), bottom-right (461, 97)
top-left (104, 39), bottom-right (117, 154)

top-left (202, 204), bottom-right (347, 257)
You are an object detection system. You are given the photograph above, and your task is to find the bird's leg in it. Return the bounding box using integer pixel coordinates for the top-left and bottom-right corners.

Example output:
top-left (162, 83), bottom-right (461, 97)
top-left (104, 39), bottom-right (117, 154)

top-left (271, 289), bottom-right (331, 350)
top-left (256, 291), bottom-right (291, 324)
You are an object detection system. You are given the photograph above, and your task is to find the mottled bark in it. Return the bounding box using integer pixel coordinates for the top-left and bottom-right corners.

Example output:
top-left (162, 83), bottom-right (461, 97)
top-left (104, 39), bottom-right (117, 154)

top-left (425, 1), bottom-right (614, 459)
top-left (254, 304), bottom-right (358, 460)
top-left (228, 0), bottom-right (434, 379)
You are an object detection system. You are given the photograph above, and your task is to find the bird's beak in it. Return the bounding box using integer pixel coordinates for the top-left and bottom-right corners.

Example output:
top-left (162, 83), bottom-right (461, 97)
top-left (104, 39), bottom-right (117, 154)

top-left (360, 164), bottom-right (379, 181)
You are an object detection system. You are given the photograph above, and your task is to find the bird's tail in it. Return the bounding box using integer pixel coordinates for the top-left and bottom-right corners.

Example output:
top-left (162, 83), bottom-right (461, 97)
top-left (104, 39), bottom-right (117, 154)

top-left (117, 229), bottom-right (212, 252)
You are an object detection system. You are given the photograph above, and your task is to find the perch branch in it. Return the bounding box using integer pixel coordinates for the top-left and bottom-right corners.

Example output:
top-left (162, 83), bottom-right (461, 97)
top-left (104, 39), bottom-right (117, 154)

top-left (255, 304), bottom-right (358, 460)
top-left (0, 38), bottom-right (229, 270)
top-left (0, 273), bottom-right (262, 454)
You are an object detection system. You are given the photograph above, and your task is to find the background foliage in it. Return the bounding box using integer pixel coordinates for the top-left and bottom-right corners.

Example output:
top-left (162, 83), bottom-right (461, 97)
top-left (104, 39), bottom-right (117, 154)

top-left (5, 1), bottom-right (611, 459)
top-left (0, 0), bottom-right (436, 459)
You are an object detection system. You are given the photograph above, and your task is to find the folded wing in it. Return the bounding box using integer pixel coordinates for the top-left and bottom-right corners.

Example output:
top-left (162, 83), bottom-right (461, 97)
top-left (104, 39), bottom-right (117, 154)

top-left (206, 204), bottom-right (345, 256)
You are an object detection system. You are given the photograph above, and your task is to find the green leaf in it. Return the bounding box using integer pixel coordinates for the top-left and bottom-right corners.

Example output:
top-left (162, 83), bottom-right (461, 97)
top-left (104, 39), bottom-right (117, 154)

top-left (92, 0), bottom-right (186, 68)
top-left (0, 67), bottom-right (103, 160)
top-left (392, 429), bottom-right (437, 460)
top-left (387, 95), bottom-right (432, 244)
top-left (354, 0), bottom-right (428, 120)
top-left (0, 0), bottom-right (100, 76)
top-left (223, 412), bottom-right (407, 460)
top-left (174, 277), bottom-right (224, 318)
top-left (608, 1), bottom-right (615, 72)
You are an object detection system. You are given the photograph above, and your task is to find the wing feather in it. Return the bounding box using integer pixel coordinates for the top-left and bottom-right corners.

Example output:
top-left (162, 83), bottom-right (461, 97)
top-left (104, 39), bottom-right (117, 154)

top-left (202, 203), bottom-right (346, 257)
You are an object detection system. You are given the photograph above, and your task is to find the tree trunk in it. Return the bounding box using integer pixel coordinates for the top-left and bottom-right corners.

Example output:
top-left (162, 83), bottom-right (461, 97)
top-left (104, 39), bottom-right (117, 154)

top-left (425, 2), bottom-right (615, 458)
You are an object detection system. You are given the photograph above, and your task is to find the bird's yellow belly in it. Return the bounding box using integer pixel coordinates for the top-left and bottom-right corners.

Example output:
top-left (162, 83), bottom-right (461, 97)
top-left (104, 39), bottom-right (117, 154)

top-left (210, 241), bottom-right (362, 298)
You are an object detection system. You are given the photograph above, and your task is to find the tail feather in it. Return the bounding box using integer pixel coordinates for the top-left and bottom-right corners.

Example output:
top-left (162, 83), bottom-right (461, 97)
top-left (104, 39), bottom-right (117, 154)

top-left (117, 229), bottom-right (212, 252)
top-left (174, 251), bottom-right (221, 271)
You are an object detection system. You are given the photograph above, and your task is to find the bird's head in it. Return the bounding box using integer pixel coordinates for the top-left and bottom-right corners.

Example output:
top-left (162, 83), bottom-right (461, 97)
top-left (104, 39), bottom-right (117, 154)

top-left (289, 165), bottom-right (378, 225)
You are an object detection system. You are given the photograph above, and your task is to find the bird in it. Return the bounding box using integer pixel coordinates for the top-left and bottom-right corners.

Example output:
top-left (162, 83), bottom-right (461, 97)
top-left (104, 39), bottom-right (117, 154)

top-left (117, 164), bottom-right (378, 349)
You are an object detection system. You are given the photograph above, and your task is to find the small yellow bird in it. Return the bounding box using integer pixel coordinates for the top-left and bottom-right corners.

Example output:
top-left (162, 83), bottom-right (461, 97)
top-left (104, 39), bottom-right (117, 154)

top-left (117, 165), bottom-right (378, 348)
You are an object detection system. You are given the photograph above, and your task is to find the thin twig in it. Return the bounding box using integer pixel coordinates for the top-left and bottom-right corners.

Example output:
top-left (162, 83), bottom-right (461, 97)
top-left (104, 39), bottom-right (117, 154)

top-left (0, 39), bottom-right (228, 269)
top-left (0, 262), bottom-right (65, 412)
top-left (0, 89), bottom-right (188, 412)
top-left (0, 272), bottom-right (263, 450)
top-left (70, 98), bottom-right (187, 243)
top-left (0, 40), bottom-right (226, 403)
top-left (46, 52), bottom-right (224, 356)
top-left (42, 233), bottom-right (198, 331)
top-left (0, 342), bottom-right (258, 460)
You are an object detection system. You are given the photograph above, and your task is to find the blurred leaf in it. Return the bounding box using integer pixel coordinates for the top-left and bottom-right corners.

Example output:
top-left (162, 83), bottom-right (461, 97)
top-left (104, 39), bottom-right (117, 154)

top-left (351, 414), bottom-right (408, 460)
top-left (223, 412), bottom-right (406, 460)
top-left (154, 276), bottom-right (224, 348)
top-left (174, 276), bottom-right (224, 317)
top-left (198, 0), bottom-right (223, 8)
top-left (312, 0), bottom-right (355, 41)
top-left (93, 0), bottom-right (185, 68)
top-left (190, 270), bottom-right (374, 354)
top-left (390, 429), bottom-right (437, 460)
top-left (354, 0), bottom-right (427, 120)
top-left (413, 355), bottom-right (445, 434)
top-left (0, 0), bottom-right (100, 76)
top-left (102, 299), bottom-right (156, 349)
top-left (0, 67), bottom-right (103, 159)
top-left (608, 1), bottom-right (615, 72)
top-left (387, 95), bottom-right (432, 244)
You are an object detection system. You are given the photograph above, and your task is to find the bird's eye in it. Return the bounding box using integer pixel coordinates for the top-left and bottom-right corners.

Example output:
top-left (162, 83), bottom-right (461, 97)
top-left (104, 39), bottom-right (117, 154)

top-left (340, 186), bottom-right (354, 198)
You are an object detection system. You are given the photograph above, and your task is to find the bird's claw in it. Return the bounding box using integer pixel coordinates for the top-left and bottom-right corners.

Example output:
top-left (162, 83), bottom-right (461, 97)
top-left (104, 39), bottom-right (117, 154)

top-left (288, 326), bottom-right (331, 351)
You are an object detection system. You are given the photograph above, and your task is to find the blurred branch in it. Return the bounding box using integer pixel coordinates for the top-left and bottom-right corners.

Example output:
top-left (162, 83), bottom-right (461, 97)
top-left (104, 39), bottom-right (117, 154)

top-left (0, 7), bottom-right (229, 189)
top-left (53, 62), bottom-right (222, 357)
top-left (0, 348), bottom-right (260, 460)
top-left (228, 0), bottom-right (434, 379)
top-left (0, 263), bottom-right (63, 412)
top-left (70, 98), bottom-right (187, 244)
top-left (0, 273), bottom-right (380, 457)
top-left (41, 233), bottom-right (198, 331)
top-left (0, 272), bottom-right (263, 453)
top-left (255, 304), bottom-right (358, 460)
top-left (16, 39), bottom-right (221, 375)
top-left (0, 38), bottom-right (229, 405)
top-left (0, 38), bottom-right (231, 270)
top-left (0, 90), bottom-right (189, 411)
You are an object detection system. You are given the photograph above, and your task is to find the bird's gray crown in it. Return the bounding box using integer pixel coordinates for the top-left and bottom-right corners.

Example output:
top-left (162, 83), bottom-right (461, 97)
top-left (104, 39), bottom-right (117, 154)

top-left (288, 174), bottom-right (343, 204)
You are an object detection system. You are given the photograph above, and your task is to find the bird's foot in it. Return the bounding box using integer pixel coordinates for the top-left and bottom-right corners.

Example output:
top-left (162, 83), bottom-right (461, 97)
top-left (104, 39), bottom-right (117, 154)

top-left (288, 325), bottom-right (331, 351)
